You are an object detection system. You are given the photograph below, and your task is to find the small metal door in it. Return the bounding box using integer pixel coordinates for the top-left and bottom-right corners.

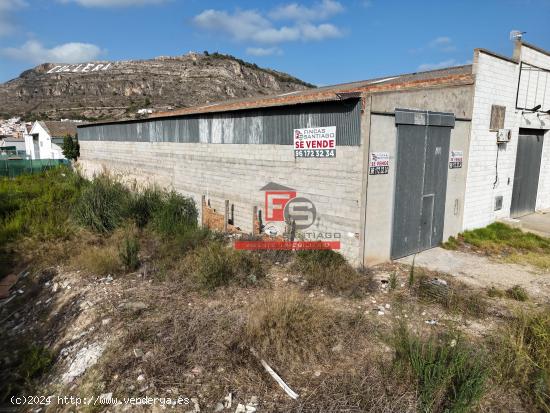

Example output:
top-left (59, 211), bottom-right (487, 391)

top-left (510, 130), bottom-right (545, 218)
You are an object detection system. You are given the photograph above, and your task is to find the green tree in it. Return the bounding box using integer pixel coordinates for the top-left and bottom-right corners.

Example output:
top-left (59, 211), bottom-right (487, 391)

top-left (62, 134), bottom-right (80, 161)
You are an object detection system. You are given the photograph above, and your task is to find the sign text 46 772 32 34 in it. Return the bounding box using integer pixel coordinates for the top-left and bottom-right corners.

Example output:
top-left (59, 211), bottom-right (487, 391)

top-left (294, 126), bottom-right (336, 158)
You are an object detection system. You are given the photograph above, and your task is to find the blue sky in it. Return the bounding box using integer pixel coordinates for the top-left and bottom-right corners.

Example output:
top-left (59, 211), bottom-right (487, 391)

top-left (0, 0), bottom-right (549, 85)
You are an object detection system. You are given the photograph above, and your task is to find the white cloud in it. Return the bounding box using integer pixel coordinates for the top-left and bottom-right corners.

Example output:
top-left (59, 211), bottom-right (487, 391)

top-left (429, 36), bottom-right (456, 52)
top-left (193, 8), bottom-right (343, 45)
top-left (269, 0), bottom-right (344, 21)
top-left (59, 0), bottom-right (166, 7)
top-left (0, 0), bottom-right (27, 37)
top-left (246, 47), bottom-right (283, 56)
top-left (3, 40), bottom-right (104, 64)
top-left (417, 59), bottom-right (471, 71)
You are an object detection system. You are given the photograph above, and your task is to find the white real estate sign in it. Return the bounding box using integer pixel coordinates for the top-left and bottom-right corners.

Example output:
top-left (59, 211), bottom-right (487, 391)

top-left (293, 126), bottom-right (336, 158)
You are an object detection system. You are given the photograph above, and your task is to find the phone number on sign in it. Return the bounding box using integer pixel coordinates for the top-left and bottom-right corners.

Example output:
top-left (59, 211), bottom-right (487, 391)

top-left (294, 149), bottom-right (336, 158)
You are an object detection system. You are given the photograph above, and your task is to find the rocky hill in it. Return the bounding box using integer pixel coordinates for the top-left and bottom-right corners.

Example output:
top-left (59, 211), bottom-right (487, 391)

top-left (0, 52), bottom-right (314, 121)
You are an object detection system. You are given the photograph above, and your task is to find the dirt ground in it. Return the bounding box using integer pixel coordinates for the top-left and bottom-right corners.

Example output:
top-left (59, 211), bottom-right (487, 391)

top-left (1, 242), bottom-right (547, 413)
top-left (398, 246), bottom-right (550, 300)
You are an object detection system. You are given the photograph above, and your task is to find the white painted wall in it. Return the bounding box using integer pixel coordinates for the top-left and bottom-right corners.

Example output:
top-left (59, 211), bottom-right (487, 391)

top-left (463, 43), bottom-right (550, 230)
top-left (26, 122), bottom-right (66, 160)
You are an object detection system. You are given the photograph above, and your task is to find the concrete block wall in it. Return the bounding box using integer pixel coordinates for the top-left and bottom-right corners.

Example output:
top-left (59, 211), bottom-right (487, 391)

top-left (79, 141), bottom-right (365, 264)
top-left (463, 44), bottom-right (550, 230)
top-left (463, 52), bottom-right (521, 229)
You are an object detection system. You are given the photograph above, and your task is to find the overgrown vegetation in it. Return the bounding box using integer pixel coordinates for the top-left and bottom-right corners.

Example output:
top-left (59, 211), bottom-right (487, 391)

top-left (292, 249), bottom-right (367, 296)
top-left (393, 325), bottom-right (488, 413)
top-left (184, 242), bottom-right (264, 290)
top-left (491, 309), bottom-right (550, 411)
top-left (244, 292), bottom-right (357, 365)
top-left (445, 222), bottom-right (550, 269)
top-left (414, 272), bottom-right (487, 317)
top-left (0, 342), bottom-right (53, 402)
top-left (505, 285), bottom-right (529, 301)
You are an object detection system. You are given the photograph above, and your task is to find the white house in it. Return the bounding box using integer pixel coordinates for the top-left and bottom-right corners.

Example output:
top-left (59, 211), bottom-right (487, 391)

top-left (24, 121), bottom-right (78, 160)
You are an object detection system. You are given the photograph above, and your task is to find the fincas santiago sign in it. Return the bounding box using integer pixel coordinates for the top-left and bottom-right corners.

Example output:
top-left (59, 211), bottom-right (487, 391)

top-left (294, 126), bottom-right (336, 158)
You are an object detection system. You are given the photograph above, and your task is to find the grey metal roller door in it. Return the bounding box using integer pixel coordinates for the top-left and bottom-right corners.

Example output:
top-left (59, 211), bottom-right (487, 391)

top-left (510, 130), bottom-right (545, 218)
top-left (391, 110), bottom-right (453, 259)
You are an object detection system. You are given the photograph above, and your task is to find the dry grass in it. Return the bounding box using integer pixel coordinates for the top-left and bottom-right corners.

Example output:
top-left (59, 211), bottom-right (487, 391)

top-left (490, 308), bottom-right (550, 411)
top-left (414, 272), bottom-right (487, 317)
top-left (505, 251), bottom-right (550, 270)
top-left (292, 249), bottom-right (371, 297)
top-left (71, 245), bottom-right (122, 276)
top-left (181, 242), bottom-right (265, 290)
top-left (244, 292), bottom-right (337, 365)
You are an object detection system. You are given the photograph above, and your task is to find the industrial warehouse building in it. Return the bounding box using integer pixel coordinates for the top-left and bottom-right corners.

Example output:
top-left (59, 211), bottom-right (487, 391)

top-left (78, 40), bottom-right (550, 265)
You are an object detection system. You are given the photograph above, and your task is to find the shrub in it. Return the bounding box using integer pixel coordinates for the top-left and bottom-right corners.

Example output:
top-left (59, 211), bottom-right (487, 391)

top-left (73, 175), bottom-right (131, 233)
top-left (130, 187), bottom-right (164, 228)
top-left (292, 249), bottom-right (366, 296)
top-left (119, 234), bottom-right (140, 271)
top-left (187, 242), bottom-right (264, 290)
top-left (505, 285), bottom-right (529, 301)
top-left (150, 191), bottom-right (198, 236)
top-left (487, 286), bottom-right (505, 298)
top-left (245, 292), bottom-right (334, 364)
top-left (393, 325), bottom-right (488, 413)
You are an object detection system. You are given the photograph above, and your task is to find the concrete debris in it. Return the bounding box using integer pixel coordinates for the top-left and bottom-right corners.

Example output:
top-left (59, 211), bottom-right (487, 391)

top-left (235, 400), bottom-right (258, 413)
top-left (314, 370), bottom-right (321, 377)
top-left (224, 393), bottom-right (232, 408)
top-left (425, 319), bottom-right (438, 325)
top-left (377, 310), bottom-right (385, 316)
top-left (432, 278), bottom-right (448, 287)
top-left (137, 374), bottom-right (146, 382)
top-left (214, 402), bottom-right (225, 412)
top-left (385, 303), bottom-right (391, 309)
top-left (331, 344), bottom-right (343, 353)
top-left (62, 342), bottom-right (106, 384)
top-left (191, 397), bottom-right (200, 412)
top-left (101, 318), bottom-right (111, 325)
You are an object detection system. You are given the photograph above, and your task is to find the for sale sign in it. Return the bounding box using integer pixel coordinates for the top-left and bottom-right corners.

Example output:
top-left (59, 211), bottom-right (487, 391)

top-left (369, 152), bottom-right (389, 175)
top-left (294, 126), bottom-right (336, 158)
top-left (449, 150), bottom-right (463, 169)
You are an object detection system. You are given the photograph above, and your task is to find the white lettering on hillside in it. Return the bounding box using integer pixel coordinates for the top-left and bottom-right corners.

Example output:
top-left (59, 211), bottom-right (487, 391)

top-left (46, 63), bottom-right (116, 74)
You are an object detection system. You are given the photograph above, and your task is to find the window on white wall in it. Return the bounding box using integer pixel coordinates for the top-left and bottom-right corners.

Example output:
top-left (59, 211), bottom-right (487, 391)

top-left (490, 105), bottom-right (506, 131)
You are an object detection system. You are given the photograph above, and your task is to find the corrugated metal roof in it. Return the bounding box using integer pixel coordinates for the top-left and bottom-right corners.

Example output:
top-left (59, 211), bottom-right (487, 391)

top-left (40, 121), bottom-right (78, 138)
top-left (79, 64), bottom-right (473, 128)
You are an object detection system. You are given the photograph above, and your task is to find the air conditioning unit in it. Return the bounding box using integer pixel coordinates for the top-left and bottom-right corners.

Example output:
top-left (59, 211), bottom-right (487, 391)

top-left (497, 128), bottom-right (512, 143)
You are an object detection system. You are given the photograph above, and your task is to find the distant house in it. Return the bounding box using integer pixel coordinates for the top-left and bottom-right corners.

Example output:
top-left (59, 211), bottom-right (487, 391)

top-left (0, 136), bottom-right (27, 156)
top-left (24, 121), bottom-right (78, 160)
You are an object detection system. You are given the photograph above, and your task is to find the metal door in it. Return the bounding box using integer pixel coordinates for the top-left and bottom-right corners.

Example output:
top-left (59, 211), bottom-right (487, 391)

top-left (510, 130), bottom-right (545, 218)
top-left (391, 110), bottom-right (453, 259)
